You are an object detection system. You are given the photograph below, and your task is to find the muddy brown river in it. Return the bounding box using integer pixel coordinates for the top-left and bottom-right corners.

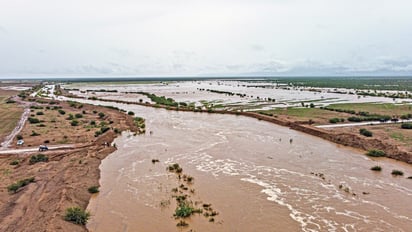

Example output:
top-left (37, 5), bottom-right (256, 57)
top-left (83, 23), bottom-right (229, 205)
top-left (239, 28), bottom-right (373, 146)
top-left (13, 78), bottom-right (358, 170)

top-left (83, 100), bottom-right (412, 232)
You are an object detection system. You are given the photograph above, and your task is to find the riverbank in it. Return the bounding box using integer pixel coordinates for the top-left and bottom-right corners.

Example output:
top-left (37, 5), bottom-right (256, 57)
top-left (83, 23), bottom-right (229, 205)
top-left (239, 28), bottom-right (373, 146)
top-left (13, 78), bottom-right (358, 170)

top-left (0, 97), bottom-right (141, 232)
top-left (70, 95), bottom-right (412, 164)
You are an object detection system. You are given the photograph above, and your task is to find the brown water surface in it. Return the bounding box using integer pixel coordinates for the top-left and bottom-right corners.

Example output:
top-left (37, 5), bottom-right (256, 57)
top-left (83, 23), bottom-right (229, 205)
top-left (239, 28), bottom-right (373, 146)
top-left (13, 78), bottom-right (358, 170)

top-left (84, 100), bottom-right (412, 232)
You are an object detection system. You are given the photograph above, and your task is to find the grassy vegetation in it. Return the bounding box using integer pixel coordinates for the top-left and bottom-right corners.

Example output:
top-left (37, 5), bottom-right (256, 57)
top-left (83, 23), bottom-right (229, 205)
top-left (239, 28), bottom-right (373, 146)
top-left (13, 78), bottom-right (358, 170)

top-left (366, 149), bottom-right (386, 157)
top-left (133, 117), bottom-right (146, 133)
top-left (174, 202), bottom-right (197, 218)
top-left (370, 166), bottom-right (382, 171)
top-left (88, 186), bottom-right (99, 193)
top-left (136, 92), bottom-right (179, 107)
top-left (9, 159), bottom-right (20, 165)
top-left (401, 123), bottom-right (412, 129)
top-left (391, 170), bottom-right (404, 176)
top-left (167, 163), bottom-right (183, 173)
top-left (7, 177), bottom-right (35, 193)
top-left (390, 132), bottom-right (408, 143)
top-left (0, 93), bottom-right (24, 140)
top-left (258, 107), bottom-right (349, 124)
top-left (275, 77), bottom-right (412, 92)
top-left (29, 154), bottom-right (49, 164)
top-left (64, 207), bottom-right (90, 225)
top-left (359, 128), bottom-right (373, 137)
top-left (327, 103), bottom-right (412, 116)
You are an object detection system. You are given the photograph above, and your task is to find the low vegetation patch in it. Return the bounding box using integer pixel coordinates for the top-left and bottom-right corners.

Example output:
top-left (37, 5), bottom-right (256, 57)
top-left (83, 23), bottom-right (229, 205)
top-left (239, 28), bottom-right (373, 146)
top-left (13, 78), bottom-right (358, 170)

top-left (359, 128), bottom-right (373, 137)
top-left (370, 166), bottom-right (382, 171)
top-left (28, 117), bottom-right (40, 124)
top-left (7, 177), bottom-right (35, 193)
top-left (401, 123), bottom-right (412, 129)
top-left (64, 207), bottom-right (90, 225)
top-left (329, 118), bottom-right (340, 124)
top-left (29, 154), bottom-right (49, 164)
top-left (366, 149), bottom-right (386, 157)
top-left (391, 170), bottom-right (404, 176)
top-left (167, 163), bottom-right (183, 173)
top-left (9, 159), bottom-right (20, 165)
top-left (174, 202), bottom-right (196, 218)
top-left (176, 220), bottom-right (189, 227)
top-left (88, 186), bottom-right (99, 193)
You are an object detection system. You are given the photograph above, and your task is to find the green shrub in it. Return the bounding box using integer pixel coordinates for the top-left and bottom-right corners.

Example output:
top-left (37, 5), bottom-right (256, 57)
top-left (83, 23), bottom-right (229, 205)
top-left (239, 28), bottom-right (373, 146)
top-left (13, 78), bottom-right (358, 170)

top-left (348, 116), bottom-right (362, 122)
top-left (175, 202), bottom-right (195, 218)
top-left (98, 112), bottom-right (105, 118)
top-left (370, 166), bottom-right (382, 171)
top-left (100, 126), bottom-right (110, 134)
top-left (88, 186), bottom-right (99, 193)
top-left (329, 118), bottom-right (340, 124)
top-left (359, 128), bottom-right (373, 137)
top-left (128, 111), bottom-right (135, 115)
top-left (366, 150), bottom-right (385, 157)
top-left (391, 170), bottom-right (404, 176)
top-left (7, 177), bottom-right (35, 193)
top-left (58, 109), bottom-right (66, 115)
top-left (66, 114), bottom-right (74, 120)
top-left (28, 117), bottom-right (40, 124)
top-left (36, 111), bottom-right (44, 115)
top-left (90, 120), bottom-right (96, 126)
top-left (75, 113), bottom-right (83, 118)
top-left (71, 120), bottom-right (79, 126)
top-left (16, 134), bottom-right (23, 140)
top-left (29, 154), bottom-right (48, 164)
top-left (64, 207), bottom-right (90, 225)
top-left (401, 123), bottom-right (412, 129)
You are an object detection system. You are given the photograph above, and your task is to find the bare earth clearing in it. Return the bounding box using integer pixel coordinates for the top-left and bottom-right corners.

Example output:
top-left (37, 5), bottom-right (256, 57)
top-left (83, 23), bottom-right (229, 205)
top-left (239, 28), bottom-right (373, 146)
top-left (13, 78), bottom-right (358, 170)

top-left (0, 93), bottom-right (140, 232)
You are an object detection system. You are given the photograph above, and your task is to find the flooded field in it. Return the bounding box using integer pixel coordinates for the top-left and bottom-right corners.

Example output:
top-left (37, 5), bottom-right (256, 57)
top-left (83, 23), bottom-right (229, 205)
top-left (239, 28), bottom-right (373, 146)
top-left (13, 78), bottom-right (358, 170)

top-left (83, 99), bottom-right (412, 232)
top-left (64, 80), bottom-right (410, 111)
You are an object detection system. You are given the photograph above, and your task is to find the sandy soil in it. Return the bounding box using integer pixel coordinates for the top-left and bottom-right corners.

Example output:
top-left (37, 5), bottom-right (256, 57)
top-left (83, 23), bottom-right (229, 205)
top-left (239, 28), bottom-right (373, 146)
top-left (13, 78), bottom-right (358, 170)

top-left (0, 98), bottom-right (140, 232)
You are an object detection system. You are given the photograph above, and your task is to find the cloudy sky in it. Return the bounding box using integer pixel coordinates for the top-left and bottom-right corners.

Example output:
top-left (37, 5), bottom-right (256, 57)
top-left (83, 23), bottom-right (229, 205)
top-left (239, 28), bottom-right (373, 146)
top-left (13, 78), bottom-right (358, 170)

top-left (1, 0), bottom-right (412, 77)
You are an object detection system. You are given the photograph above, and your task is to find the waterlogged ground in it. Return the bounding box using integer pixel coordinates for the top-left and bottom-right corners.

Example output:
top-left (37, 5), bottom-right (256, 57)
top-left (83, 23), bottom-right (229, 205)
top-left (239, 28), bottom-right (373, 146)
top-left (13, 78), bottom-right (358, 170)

top-left (64, 80), bottom-right (409, 111)
top-left (82, 99), bottom-right (412, 232)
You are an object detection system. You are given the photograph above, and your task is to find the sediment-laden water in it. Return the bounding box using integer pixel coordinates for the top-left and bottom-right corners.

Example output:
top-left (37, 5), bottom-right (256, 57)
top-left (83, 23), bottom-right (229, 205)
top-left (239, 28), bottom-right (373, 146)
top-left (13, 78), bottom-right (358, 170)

top-left (84, 101), bottom-right (412, 232)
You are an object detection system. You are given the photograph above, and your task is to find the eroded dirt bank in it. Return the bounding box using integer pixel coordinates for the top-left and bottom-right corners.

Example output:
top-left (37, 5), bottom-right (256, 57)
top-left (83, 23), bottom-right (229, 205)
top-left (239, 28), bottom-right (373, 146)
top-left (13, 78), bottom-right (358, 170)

top-left (0, 100), bottom-right (139, 232)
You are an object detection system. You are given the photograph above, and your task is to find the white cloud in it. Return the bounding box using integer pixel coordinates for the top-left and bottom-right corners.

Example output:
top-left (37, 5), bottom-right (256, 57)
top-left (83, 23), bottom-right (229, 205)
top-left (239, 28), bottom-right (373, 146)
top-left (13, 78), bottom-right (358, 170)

top-left (0, 0), bottom-right (412, 77)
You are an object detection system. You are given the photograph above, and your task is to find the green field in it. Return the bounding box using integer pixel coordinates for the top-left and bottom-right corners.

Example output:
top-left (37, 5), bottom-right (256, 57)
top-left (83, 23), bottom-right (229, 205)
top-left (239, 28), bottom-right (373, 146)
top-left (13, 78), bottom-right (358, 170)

top-left (271, 77), bottom-right (412, 91)
top-left (0, 94), bottom-right (23, 140)
top-left (327, 103), bottom-right (412, 116)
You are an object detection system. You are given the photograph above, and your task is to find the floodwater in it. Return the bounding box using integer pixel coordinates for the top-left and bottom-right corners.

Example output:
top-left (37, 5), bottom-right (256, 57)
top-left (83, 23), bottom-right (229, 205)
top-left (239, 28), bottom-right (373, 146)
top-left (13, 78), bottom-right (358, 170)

top-left (84, 99), bottom-right (412, 232)
top-left (64, 80), bottom-right (409, 111)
